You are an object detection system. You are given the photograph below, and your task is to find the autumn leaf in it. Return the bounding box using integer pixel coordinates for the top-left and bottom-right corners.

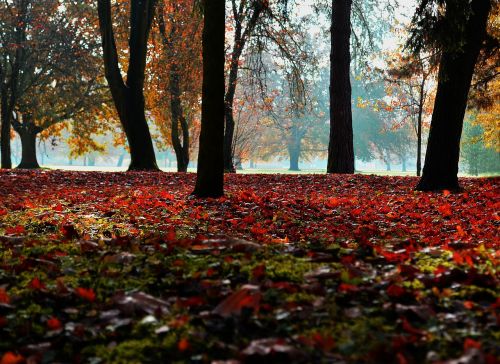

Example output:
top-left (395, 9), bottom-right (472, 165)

top-left (75, 287), bottom-right (96, 302)
top-left (47, 316), bottom-right (62, 331)
top-left (0, 352), bottom-right (24, 364)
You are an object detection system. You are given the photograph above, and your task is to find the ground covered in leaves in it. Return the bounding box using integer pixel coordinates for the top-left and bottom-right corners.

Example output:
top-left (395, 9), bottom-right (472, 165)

top-left (0, 170), bottom-right (498, 364)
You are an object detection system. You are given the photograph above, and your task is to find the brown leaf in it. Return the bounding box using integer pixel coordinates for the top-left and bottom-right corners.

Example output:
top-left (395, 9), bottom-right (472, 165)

top-left (213, 285), bottom-right (261, 318)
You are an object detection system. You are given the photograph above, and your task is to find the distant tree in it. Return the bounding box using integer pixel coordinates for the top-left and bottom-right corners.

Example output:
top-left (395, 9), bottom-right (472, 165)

top-left (460, 116), bottom-right (500, 175)
top-left (327, 0), bottom-right (354, 174)
top-left (377, 50), bottom-right (436, 176)
top-left (222, 0), bottom-right (304, 172)
top-left (0, 0), bottom-right (109, 169)
top-left (410, 0), bottom-right (493, 191)
top-left (151, 0), bottom-right (203, 172)
top-left (97, 0), bottom-right (159, 171)
top-left (193, 0), bottom-right (225, 198)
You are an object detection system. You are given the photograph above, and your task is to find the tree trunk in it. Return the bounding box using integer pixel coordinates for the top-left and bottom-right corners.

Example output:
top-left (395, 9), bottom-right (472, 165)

top-left (402, 158), bottom-right (407, 172)
top-left (97, 0), bottom-right (159, 171)
top-left (117, 153), bottom-right (125, 167)
top-left (327, 0), bottom-right (354, 174)
top-left (223, 27), bottom-right (243, 173)
top-left (235, 157), bottom-right (243, 171)
top-left (223, 2), bottom-right (264, 172)
top-left (416, 0), bottom-right (491, 191)
top-left (169, 65), bottom-right (190, 173)
top-left (120, 90), bottom-right (159, 171)
top-left (17, 127), bottom-right (40, 169)
top-left (193, 0), bottom-right (225, 198)
top-left (289, 147), bottom-right (300, 171)
top-left (416, 82), bottom-right (424, 177)
top-left (0, 87), bottom-right (12, 169)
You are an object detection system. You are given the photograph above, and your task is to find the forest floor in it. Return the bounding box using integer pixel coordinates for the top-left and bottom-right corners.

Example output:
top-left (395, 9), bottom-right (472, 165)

top-left (0, 170), bottom-right (498, 364)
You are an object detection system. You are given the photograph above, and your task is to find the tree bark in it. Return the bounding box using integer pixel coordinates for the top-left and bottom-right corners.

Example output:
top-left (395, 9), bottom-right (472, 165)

top-left (288, 134), bottom-right (302, 171)
top-left (97, 0), bottom-right (159, 171)
top-left (416, 79), bottom-right (425, 176)
top-left (0, 87), bottom-right (12, 169)
top-left (169, 65), bottom-right (190, 173)
top-left (327, 0), bottom-right (354, 174)
top-left (158, 6), bottom-right (190, 173)
top-left (416, 0), bottom-right (491, 191)
top-left (16, 125), bottom-right (41, 169)
top-left (193, 0), bottom-right (226, 198)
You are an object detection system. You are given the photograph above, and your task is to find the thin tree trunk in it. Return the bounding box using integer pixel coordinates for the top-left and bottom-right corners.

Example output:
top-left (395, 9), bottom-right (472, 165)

top-left (416, 82), bottom-right (424, 177)
top-left (0, 87), bottom-right (12, 169)
top-left (327, 0), bottom-right (354, 174)
top-left (402, 158), bottom-right (407, 172)
top-left (193, 0), bottom-right (225, 198)
top-left (117, 153), bottom-right (125, 167)
top-left (169, 65), bottom-right (189, 172)
top-left (223, 1), bottom-right (265, 172)
top-left (158, 6), bottom-right (190, 173)
top-left (223, 22), bottom-right (244, 173)
top-left (416, 0), bottom-right (491, 191)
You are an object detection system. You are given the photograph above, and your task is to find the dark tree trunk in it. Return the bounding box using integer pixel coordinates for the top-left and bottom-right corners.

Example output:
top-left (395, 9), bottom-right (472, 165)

top-left (223, 19), bottom-right (244, 173)
top-left (0, 88), bottom-right (12, 169)
top-left (158, 7), bottom-right (190, 173)
top-left (97, 0), bottom-right (159, 171)
top-left (169, 66), bottom-right (190, 173)
top-left (17, 126), bottom-right (40, 169)
top-left (193, 0), bottom-right (225, 198)
top-left (327, 0), bottom-right (354, 174)
top-left (416, 82), bottom-right (424, 177)
top-left (416, 0), bottom-right (491, 191)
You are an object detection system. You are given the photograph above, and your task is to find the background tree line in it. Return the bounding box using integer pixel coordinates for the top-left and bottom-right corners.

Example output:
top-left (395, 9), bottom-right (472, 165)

top-left (0, 0), bottom-right (498, 196)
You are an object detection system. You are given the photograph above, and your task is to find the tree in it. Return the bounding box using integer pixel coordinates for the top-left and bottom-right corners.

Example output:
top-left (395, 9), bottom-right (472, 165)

top-left (97, 0), bottom-right (159, 171)
top-left (460, 116), bottom-right (500, 176)
top-left (193, 0), bottom-right (225, 198)
top-left (376, 50), bottom-right (436, 176)
top-left (151, 0), bottom-right (203, 172)
top-left (327, 0), bottom-right (354, 174)
top-left (0, 0), bottom-right (109, 169)
top-left (410, 0), bottom-right (493, 191)
top-left (222, 0), bottom-right (301, 172)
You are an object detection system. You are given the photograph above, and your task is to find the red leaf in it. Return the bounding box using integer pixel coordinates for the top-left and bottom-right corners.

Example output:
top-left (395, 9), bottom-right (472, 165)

top-left (0, 352), bottom-right (24, 364)
top-left (47, 316), bottom-right (62, 331)
top-left (387, 284), bottom-right (405, 298)
top-left (338, 283), bottom-right (359, 293)
top-left (0, 288), bottom-right (10, 304)
top-left (464, 338), bottom-right (481, 350)
top-left (178, 338), bottom-right (190, 352)
top-left (213, 285), bottom-right (261, 317)
top-left (5, 226), bottom-right (24, 235)
top-left (401, 317), bottom-right (425, 336)
top-left (437, 203), bottom-right (452, 217)
top-left (28, 277), bottom-right (46, 291)
top-left (75, 287), bottom-right (96, 302)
